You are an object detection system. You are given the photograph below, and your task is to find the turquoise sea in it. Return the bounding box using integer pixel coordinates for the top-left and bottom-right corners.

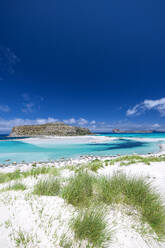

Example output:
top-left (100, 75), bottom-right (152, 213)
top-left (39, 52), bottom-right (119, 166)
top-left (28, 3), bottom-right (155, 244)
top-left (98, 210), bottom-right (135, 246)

top-left (0, 133), bottom-right (165, 164)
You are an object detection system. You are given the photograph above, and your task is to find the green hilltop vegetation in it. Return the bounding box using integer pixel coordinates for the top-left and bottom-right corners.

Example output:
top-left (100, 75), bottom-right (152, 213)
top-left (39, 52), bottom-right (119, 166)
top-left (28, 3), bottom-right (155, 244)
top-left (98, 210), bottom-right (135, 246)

top-left (9, 122), bottom-right (92, 137)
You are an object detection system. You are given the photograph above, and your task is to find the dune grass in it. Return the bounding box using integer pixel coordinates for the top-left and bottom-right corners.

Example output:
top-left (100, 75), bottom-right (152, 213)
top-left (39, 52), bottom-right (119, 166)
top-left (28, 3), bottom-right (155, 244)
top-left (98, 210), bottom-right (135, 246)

top-left (96, 173), bottom-right (165, 239)
top-left (62, 170), bottom-right (165, 239)
top-left (71, 206), bottom-right (111, 247)
top-left (64, 159), bottom-right (104, 173)
top-left (14, 229), bottom-right (33, 247)
top-left (33, 177), bottom-right (61, 196)
top-left (110, 154), bottom-right (165, 166)
top-left (87, 159), bottom-right (104, 172)
top-left (0, 170), bottom-right (21, 184)
top-left (0, 167), bottom-right (59, 184)
top-left (62, 171), bottom-right (94, 207)
top-left (1, 182), bottom-right (26, 192)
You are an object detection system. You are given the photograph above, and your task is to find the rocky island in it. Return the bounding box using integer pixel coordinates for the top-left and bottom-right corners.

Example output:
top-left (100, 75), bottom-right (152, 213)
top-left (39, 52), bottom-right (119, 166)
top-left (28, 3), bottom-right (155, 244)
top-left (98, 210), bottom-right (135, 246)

top-left (112, 129), bottom-right (154, 133)
top-left (9, 122), bottom-right (92, 137)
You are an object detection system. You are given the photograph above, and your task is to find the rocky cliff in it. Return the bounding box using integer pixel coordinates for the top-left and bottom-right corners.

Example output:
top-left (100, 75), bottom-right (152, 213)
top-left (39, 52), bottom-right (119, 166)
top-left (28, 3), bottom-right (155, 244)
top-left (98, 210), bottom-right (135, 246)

top-left (9, 122), bottom-right (92, 137)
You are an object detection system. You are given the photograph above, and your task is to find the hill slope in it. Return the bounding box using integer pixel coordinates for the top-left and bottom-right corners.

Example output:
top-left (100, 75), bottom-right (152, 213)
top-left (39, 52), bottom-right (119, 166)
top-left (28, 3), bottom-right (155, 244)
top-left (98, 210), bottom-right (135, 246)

top-left (9, 122), bottom-right (92, 137)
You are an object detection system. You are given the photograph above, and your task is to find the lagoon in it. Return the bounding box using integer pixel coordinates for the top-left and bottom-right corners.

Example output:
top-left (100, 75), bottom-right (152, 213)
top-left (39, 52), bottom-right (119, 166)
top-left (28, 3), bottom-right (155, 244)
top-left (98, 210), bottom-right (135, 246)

top-left (0, 133), bottom-right (165, 163)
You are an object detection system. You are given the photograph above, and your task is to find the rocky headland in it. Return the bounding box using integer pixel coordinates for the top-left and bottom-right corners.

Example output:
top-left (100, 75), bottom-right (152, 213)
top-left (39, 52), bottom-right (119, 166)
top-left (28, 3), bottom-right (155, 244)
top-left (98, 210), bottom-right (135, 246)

top-left (9, 122), bottom-right (92, 137)
top-left (112, 128), bottom-right (155, 133)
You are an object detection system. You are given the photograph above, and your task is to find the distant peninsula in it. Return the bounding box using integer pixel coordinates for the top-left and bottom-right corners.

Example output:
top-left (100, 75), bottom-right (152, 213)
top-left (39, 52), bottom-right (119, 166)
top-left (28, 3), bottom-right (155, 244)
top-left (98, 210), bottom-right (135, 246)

top-left (9, 122), bottom-right (92, 137)
top-left (112, 129), bottom-right (159, 134)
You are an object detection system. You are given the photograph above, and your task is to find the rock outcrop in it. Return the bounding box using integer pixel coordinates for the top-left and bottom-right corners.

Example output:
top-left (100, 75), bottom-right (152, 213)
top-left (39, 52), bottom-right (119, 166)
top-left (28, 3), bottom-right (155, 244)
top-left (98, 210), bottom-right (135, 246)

top-left (112, 129), bottom-right (154, 133)
top-left (9, 122), bottom-right (92, 137)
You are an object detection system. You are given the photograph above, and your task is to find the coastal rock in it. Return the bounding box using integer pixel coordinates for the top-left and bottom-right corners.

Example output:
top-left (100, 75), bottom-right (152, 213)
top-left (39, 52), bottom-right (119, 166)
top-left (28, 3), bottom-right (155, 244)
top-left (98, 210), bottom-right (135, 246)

top-left (9, 122), bottom-right (92, 137)
top-left (112, 129), bottom-right (154, 134)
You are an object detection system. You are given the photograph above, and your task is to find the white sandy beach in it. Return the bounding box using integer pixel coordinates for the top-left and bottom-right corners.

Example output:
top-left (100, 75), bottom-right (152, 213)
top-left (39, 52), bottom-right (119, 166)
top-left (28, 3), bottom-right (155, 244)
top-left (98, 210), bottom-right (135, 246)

top-left (19, 135), bottom-right (117, 145)
top-left (0, 152), bottom-right (165, 248)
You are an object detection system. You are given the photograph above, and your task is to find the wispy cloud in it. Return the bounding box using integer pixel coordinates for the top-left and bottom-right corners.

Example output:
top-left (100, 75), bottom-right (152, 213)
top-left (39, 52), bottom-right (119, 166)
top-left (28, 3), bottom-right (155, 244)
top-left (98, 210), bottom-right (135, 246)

top-left (0, 105), bottom-right (10, 112)
top-left (0, 45), bottom-right (19, 76)
top-left (152, 123), bottom-right (160, 128)
top-left (0, 116), bottom-right (163, 133)
top-left (22, 103), bottom-right (34, 113)
top-left (63, 118), bottom-right (76, 124)
top-left (0, 118), bottom-right (59, 133)
top-left (90, 120), bottom-right (96, 125)
top-left (35, 118), bottom-right (59, 125)
top-left (77, 118), bottom-right (88, 126)
top-left (21, 93), bottom-right (44, 113)
top-left (63, 118), bottom-right (89, 126)
top-left (126, 97), bottom-right (165, 116)
top-left (0, 117), bottom-right (93, 133)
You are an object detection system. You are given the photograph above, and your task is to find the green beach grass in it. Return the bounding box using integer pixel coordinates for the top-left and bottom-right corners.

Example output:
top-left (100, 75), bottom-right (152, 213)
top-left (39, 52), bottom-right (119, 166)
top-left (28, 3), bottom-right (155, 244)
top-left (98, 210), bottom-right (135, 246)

top-left (71, 206), bottom-right (111, 247)
top-left (1, 156), bottom-right (165, 245)
top-left (96, 173), bottom-right (165, 239)
top-left (61, 170), bottom-right (165, 240)
top-left (0, 167), bottom-right (59, 184)
top-left (110, 154), bottom-right (165, 166)
top-left (62, 171), bottom-right (94, 207)
top-left (33, 177), bottom-right (61, 196)
top-left (1, 182), bottom-right (26, 192)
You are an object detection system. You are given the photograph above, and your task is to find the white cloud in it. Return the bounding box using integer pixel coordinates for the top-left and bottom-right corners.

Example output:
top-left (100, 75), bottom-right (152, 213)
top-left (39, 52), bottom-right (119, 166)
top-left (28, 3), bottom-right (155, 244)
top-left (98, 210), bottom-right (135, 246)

top-left (0, 117), bottom-right (93, 133)
top-left (0, 117), bottom-right (164, 133)
top-left (47, 117), bottom-right (59, 123)
top-left (127, 97), bottom-right (165, 116)
top-left (77, 118), bottom-right (88, 126)
top-left (90, 120), bottom-right (96, 125)
top-left (0, 118), bottom-right (59, 133)
top-left (35, 118), bottom-right (59, 124)
top-left (0, 105), bottom-right (10, 112)
top-left (63, 118), bottom-right (76, 124)
top-left (152, 123), bottom-right (160, 128)
top-left (22, 103), bottom-right (34, 113)
top-left (63, 118), bottom-right (89, 126)
top-left (126, 104), bottom-right (142, 116)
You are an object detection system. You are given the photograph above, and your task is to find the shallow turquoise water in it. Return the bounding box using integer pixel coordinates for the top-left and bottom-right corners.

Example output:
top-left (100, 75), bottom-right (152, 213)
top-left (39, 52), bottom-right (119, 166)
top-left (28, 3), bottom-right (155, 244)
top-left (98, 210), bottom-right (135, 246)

top-left (0, 133), bottom-right (164, 163)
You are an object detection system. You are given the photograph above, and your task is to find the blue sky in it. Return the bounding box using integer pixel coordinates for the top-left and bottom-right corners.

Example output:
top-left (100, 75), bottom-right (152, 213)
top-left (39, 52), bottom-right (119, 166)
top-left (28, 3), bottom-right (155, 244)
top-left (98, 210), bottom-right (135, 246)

top-left (0, 0), bottom-right (165, 133)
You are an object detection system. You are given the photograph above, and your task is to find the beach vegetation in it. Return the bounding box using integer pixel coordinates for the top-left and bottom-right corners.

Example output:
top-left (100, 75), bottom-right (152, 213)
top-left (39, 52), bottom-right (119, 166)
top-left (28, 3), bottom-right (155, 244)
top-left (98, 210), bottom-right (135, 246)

top-left (87, 159), bottom-right (103, 172)
top-left (33, 177), bottom-right (61, 196)
top-left (62, 171), bottom-right (94, 207)
top-left (104, 160), bottom-right (110, 166)
top-left (64, 159), bottom-right (104, 173)
top-left (61, 169), bottom-right (165, 239)
top-left (23, 167), bottom-right (59, 178)
top-left (0, 167), bottom-right (59, 184)
top-left (14, 229), bottom-right (33, 248)
top-left (110, 154), bottom-right (165, 166)
top-left (96, 173), bottom-right (165, 239)
top-left (4, 219), bottom-right (12, 228)
top-left (71, 206), bottom-right (111, 247)
top-left (32, 163), bottom-right (37, 167)
top-left (59, 234), bottom-right (73, 248)
top-left (1, 182), bottom-right (26, 192)
top-left (0, 170), bottom-right (21, 184)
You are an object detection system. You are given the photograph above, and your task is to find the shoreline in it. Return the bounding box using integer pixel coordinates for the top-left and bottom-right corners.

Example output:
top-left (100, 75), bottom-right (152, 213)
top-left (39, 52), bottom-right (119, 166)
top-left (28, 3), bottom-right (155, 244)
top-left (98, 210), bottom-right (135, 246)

top-left (1, 135), bottom-right (165, 168)
top-left (1, 148), bottom-right (165, 173)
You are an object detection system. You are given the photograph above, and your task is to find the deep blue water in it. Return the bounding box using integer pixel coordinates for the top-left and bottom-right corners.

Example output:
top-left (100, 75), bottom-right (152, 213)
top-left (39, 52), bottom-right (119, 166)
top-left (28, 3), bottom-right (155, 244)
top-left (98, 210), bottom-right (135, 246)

top-left (0, 133), bottom-right (165, 164)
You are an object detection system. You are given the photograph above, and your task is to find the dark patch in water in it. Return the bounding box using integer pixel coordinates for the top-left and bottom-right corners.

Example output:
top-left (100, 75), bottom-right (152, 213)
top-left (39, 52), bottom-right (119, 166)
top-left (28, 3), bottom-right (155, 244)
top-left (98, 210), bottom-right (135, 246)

top-left (0, 135), bottom-right (29, 141)
top-left (89, 139), bottom-right (147, 151)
